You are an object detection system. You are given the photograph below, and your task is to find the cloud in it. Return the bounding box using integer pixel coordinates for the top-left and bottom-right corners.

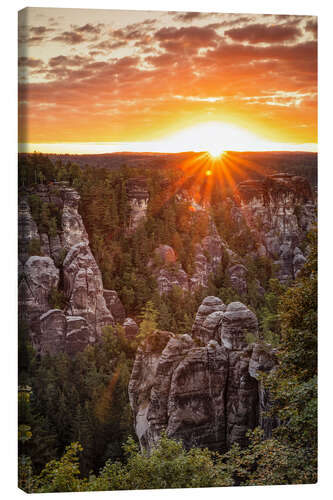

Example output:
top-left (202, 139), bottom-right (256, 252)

top-left (155, 25), bottom-right (220, 54)
top-left (52, 31), bottom-right (85, 45)
top-left (18, 13), bottom-right (317, 145)
top-left (30, 26), bottom-right (54, 36)
top-left (225, 22), bottom-right (302, 44)
top-left (48, 55), bottom-right (92, 67)
top-left (306, 19), bottom-right (318, 39)
top-left (18, 57), bottom-right (44, 68)
top-left (18, 25), bottom-right (54, 45)
top-left (172, 12), bottom-right (206, 23)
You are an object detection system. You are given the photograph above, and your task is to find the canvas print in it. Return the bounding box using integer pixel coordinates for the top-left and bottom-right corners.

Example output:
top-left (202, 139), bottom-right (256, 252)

top-left (18, 7), bottom-right (318, 492)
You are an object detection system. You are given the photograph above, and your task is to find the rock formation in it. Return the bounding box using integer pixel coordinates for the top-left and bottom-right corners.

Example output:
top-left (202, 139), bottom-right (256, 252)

top-left (122, 317), bottom-right (139, 339)
top-left (18, 198), bottom-right (40, 264)
top-left (233, 173), bottom-right (316, 281)
top-left (151, 220), bottom-right (238, 296)
top-left (129, 297), bottom-right (276, 453)
top-left (127, 178), bottom-right (149, 233)
top-left (103, 290), bottom-right (126, 324)
top-left (18, 183), bottom-right (122, 355)
top-left (63, 242), bottom-right (114, 335)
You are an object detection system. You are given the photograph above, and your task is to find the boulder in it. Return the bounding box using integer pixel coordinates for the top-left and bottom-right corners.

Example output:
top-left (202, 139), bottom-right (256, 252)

top-left (154, 245), bottom-right (177, 264)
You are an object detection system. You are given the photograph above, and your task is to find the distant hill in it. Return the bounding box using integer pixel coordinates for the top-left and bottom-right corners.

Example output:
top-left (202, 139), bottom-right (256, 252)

top-left (19, 150), bottom-right (317, 188)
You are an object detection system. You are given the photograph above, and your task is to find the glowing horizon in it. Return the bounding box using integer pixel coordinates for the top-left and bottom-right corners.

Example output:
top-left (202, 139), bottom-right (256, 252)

top-left (18, 9), bottom-right (317, 153)
top-left (19, 121), bottom-right (317, 155)
top-left (18, 141), bottom-right (318, 155)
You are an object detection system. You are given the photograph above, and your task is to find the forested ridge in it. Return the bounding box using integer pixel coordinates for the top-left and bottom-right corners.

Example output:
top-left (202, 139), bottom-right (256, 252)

top-left (18, 153), bottom-right (317, 491)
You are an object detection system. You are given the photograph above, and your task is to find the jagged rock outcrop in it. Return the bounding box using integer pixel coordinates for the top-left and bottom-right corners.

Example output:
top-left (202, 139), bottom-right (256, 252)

top-left (234, 173), bottom-right (316, 282)
top-left (227, 264), bottom-right (248, 296)
top-left (63, 242), bottom-right (114, 335)
top-left (129, 297), bottom-right (276, 453)
top-left (18, 199), bottom-right (40, 263)
top-left (39, 309), bottom-right (94, 356)
top-left (18, 184), bottom-right (117, 355)
top-left (18, 256), bottom-right (59, 347)
top-left (192, 296), bottom-right (226, 344)
top-left (151, 220), bottom-right (237, 296)
top-left (61, 188), bottom-right (89, 249)
top-left (127, 178), bottom-right (149, 233)
top-left (103, 290), bottom-right (126, 324)
top-left (221, 302), bottom-right (257, 350)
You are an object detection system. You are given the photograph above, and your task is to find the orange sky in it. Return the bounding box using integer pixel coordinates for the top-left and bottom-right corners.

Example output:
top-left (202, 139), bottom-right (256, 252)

top-left (18, 8), bottom-right (317, 153)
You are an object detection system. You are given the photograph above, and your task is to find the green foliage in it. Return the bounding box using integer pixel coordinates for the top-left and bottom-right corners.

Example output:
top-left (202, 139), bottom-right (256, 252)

top-left (31, 434), bottom-right (233, 492)
top-left (48, 287), bottom-right (67, 310)
top-left (221, 428), bottom-right (317, 486)
top-left (28, 238), bottom-right (42, 256)
top-left (33, 442), bottom-right (83, 493)
top-left (137, 301), bottom-right (159, 341)
top-left (18, 154), bottom-right (317, 490)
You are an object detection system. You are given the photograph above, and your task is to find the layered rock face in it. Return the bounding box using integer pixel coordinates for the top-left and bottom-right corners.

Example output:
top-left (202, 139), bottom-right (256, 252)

top-left (18, 184), bottom-right (126, 355)
top-left (127, 178), bottom-right (149, 233)
top-left (18, 199), bottom-right (40, 264)
top-left (63, 242), bottom-right (114, 336)
top-left (129, 297), bottom-right (276, 453)
top-left (151, 220), bottom-right (238, 296)
top-left (233, 173), bottom-right (316, 282)
top-left (18, 256), bottom-right (59, 348)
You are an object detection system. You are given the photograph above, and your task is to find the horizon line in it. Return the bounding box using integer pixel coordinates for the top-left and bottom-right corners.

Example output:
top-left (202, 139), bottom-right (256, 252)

top-left (18, 141), bottom-right (318, 155)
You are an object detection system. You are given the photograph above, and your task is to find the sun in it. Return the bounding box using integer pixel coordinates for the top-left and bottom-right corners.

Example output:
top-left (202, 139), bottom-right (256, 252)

top-left (207, 146), bottom-right (225, 159)
top-left (151, 120), bottom-right (274, 153)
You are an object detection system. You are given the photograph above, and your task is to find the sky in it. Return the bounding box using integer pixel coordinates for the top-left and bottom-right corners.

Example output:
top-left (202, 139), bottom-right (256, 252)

top-left (18, 7), bottom-right (317, 153)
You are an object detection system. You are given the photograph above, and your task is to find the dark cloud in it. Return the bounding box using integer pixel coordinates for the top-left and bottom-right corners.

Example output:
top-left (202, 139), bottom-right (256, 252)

top-left (173, 12), bottom-right (205, 22)
top-left (48, 55), bottom-right (91, 67)
top-left (30, 26), bottom-right (54, 35)
top-left (76, 23), bottom-right (104, 34)
top-left (92, 40), bottom-right (128, 51)
top-left (19, 25), bottom-right (54, 45)
top-left (306, 19), bottom-right (317, 39)
top-left (225, 22), bottom-right (302, 44)
top-left (91, 19), bottom-right (156, 53)
top-left (18, 57), bottom-right (44, 68)
top-left (52, 31), bottom-right (85, 45)
top-left (155, 25), bottom-right (220, 53)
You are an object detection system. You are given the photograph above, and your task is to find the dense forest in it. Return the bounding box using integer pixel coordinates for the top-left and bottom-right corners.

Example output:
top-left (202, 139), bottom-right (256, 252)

top-left (18, 153), bottom-right (317, 491)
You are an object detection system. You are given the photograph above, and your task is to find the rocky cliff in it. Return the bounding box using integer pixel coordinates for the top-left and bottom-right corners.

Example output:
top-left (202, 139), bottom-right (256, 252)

top-left (18, 183), bottom-right (129, 355)
top-left (129, 296), bottom-right (277, 453)
top-left (147, 172), bottom-right (315, 296)
top-left (232, 173), bottom-right (316, 282)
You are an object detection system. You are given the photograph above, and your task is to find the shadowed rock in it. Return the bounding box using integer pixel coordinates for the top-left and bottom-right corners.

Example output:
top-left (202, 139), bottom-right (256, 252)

top-left (129, 297), bottom-right (276, 454)
top-left (192, 296), bottom-right (226, 344)
top-left (18, 198), bottom-right (40, 263)
top-left (221, 302), bottom-right (258, 350)
top-left (103, 290), bottom-right (126, 324)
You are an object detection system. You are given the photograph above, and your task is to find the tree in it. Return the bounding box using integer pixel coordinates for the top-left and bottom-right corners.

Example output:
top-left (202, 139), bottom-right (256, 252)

top-left (137, 301), bottom-right (159, 341)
